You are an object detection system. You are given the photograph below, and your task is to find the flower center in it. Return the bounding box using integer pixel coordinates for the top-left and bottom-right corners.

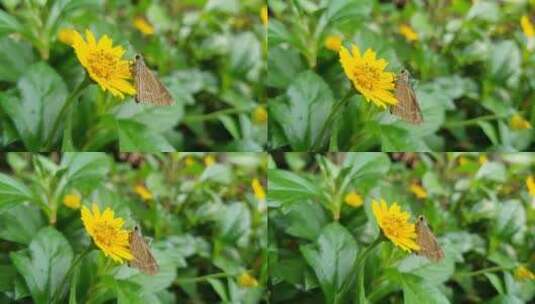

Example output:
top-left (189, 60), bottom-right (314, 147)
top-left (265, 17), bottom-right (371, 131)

top-left (353, 63), bottom-right (380, 91)
top-left (88, 49), bottom-right (118, 80)
top-left (93, 221), bottom-right (117, 248)
top-left (382, 215), bottom-right (405, 238)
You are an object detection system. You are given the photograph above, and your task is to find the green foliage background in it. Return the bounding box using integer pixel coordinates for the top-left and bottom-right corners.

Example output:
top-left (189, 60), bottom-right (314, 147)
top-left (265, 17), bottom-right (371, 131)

top-left (268, 152), bottom-right (535, 303)
top-left (0, 0), bottom-right (266, 152)
top-left (0, 152), bottom-right (267, 303)
top-left (267, 0), bottom-right (535, 151)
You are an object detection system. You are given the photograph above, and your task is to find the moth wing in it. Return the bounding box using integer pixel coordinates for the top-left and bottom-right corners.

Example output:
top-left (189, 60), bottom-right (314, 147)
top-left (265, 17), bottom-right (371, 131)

top-left (391, 77), bottom-right (423, 125)
top-left (129, 231), bottom-right (159, 275)
top-left (416, 223), bottom-right (444, 262)
top-left (134, 59), bottom-right (173, 106)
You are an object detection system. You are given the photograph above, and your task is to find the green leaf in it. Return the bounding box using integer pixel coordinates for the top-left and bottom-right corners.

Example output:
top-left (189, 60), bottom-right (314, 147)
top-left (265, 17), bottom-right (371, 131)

top-left (401, 274), bottom-right (449, 304)
top-left (488, 40), bottom-right (520, 82)
top-left (492, 200), bottom-right (525, 239)
top-left (116, 119), bottom-right (175, 152)
top-left (10, 227), bottom-right (74, 304)
top-left (0, 173), bottom-right (33, 212)
top-left (0, 10), bottom-right (23, 35)
top-left (484, 273), bottom-right (504, 295)
top-left (268, 169), bottom-right (321, 203)
top-left (269, 71), bottom-right (334, 150)
top-left (0, 62), bottom-right (68, 150)
top-left (267, 46), bottom-right (305, 89)
top-left (61, 152), bottom-right (111, 190)
top-left (215, 202), bottom-right (250, 243)
top-left (488, 295), bottom-right (524, 304)
top-left (0, 204), bottom-right (45, 244)
top-left (283, 200), bottom-right (328, 240)
top-left (0, 36), bottom-right (35, 83)
top-left (300, 223), bottom-right (358, 304)
top-left (476, 162), bottom-right (506, 182)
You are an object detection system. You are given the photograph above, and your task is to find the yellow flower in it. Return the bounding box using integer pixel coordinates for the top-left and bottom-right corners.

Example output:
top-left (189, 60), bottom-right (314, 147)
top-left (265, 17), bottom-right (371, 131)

top-left (204, 155), bottom-right (216, 167)
top-left (260, 5), bottom-right (268, 27)
top-left (133, 16), bottom-right (155, 36)
top-left (81, 203), bottom-right (133, 263)
top-left (521, 15), bottom-right (535, 38)
top-left (409, 182), bottom-right (427, 199)
top-left (185, 156), bottom-right (196, 167)
top-left (134, 184), bottom-right (153, 201)
top-left (459, 156), bottom-right (470, 166)
top-left (479, 155), bottom-right (488, 165)
top-left (63, 192), bottom-right (81, 209)
top-left (344, 191), bottom-right (363, 207)
top-left (238, 272), bottom-right (258, 288)
top-left (510, 114), bottom-right (532, 130)
top-left (58, 28), bottom-right (77, 45)
top-left (399, 24), bottom-right (419, 42)
top-left (325, 35), bottom-right (342, 52)
top-left (65, 29), bottom-right (136, 99)
top-left (339, 44), bottom-right (397, 108)
top-left (252, 178), bottom-right (266, 201)
top-left (515, 265), bottom-right (535, 281)
top-left (253, 105), bottom-right (268, 124)
top-left (526, 176), bottom-right (535, 197)
top-left (372, 199), bottom-right (420, 252)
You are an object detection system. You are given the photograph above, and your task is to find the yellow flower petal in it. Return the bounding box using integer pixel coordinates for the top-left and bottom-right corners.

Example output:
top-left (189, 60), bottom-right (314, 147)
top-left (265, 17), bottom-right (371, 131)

top-left (344, 191), bottom-right (363, 207)
top-left (133, 16), bottom-right (155, 36)
top-left (510, 114), bottom-right (532, 130)
top-left (238, 272), bottom-right (258, 288)
top-left (204, 155), bottom-right (216, 167)
top-left (81, 203), bottom-right (133, 263)
top-left (252, 105), bottom-right (268, 124)
top-left (521, 15), bottom-right (535, 38)
top-left (399, 24), bottom-right (419, 42)
top-left (339, 44), bottom-right (397, 108)
top-left (526, 176), bottom-right (535, 197)
top-left (252, 178), bottom-right (266, 201)
top-left (372, 199), bottom-right (420, 252)
top-left (260, 5), bottom-right (268, 27)
top-left (325, 35), bottom-right (342, 52)
top-left (515, 265), bottom-right (535, 281)
top-left (67, 29), bottom-right (136, 100)
top-left (409, 182), bottom-right (427, 199)
top-left (63, 192), bottom-right (81, 209)
top-left (134, 184), bottom-right (153, 201)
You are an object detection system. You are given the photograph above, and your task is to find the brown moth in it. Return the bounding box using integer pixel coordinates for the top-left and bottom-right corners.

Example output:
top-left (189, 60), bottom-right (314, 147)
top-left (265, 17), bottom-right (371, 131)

top-left (132, 54), bottom-right (173, 105)
top-left (128, 224), bottom-right (159, 275)
top-left (391, 69), bottom-right (423, 124)
top-left (415, 215), bottom-right (444, 262)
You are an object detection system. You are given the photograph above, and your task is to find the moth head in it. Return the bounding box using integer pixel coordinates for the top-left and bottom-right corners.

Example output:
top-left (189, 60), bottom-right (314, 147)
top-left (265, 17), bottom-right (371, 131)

top-left (400, 69), bottom-right (410, 77)
top-left (417, 215), bottom-right (427, 225)
top-left (133, 224), bottom-right (142, 234)
top-left (135, 54), bottom-right (142, 61)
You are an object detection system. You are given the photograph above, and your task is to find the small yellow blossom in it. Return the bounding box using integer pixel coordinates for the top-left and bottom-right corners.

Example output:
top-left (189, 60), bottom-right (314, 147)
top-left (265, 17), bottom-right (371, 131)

top-left (521, 15), bottom-right (535, 38)
top-left (510, 114), bottom-right (532, 130)
top-left (260, 5), bottom-right (268, 27)
top-left (134, 184), bottom-right (153, 201)
top-left (344, 191), bottom-right (363, 207)
top-left (372, 199), bottom-right (420, 252)
top-left (64, 29), bottom-right (136, 99)
top-left (133, 16), bottom-right (155, 36)
top-left (409, 182), bottom-right (427, 199)
top-left (253, 105), bottom-right (268, 124)
top-left (252, 178), bottom-right (266, 201)
top-left (399, 24), bottom-right (419, 42)
top-left (238, 272), bottom-right (258, 288)
top-left (185, 156), bottom-right (196, 167)
top-left (526, 176), bottom-right (535, 197)
top-left (204, 155), bottom-right (216, 167)
top-left (515, 265), bottom-right (535, 281)
top-left (459, 156), bottom-right (470, 166)
top-left (339, 44), bottom-right (397, 108)
top-left (81, 203), bottom-right (133, 263)
top-left (58, 28), bottom-right (77, 45)
top-left (325, 35), bottom-right (342, 52)
top-left (479, 155), bottom-right (488, 165)
top-left (63, 192), bottom-right (81, 209)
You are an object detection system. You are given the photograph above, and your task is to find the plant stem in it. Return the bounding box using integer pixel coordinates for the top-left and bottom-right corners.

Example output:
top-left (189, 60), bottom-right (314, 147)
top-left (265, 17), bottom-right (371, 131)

top-left (456, 266), bottom-right (511, 277)
top-left (50, 247), bottom-right (91, 304)
top-left (46, 76), bottom-right (91, 149)
top-left (183, 107), bottom-right (251, 123)
top-left (314, 90), bottom-right (354, 150)
top-left (175, 271), bottom-right (245, 284)
top-left (443, 114), bottom-right (509, 128)
top-left (354, 237), bottom-right (383, 304)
